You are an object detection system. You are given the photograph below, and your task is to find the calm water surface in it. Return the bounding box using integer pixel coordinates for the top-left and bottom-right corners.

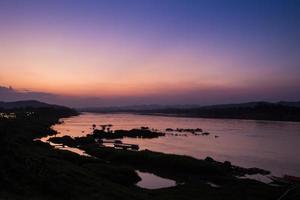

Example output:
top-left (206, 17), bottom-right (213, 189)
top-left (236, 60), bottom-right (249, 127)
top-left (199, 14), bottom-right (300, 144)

top-left (52, 112), bottom-right (300, 177)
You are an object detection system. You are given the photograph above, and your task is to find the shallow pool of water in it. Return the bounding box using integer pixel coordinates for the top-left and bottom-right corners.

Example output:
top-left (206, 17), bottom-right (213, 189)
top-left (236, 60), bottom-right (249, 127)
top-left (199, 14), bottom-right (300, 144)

top-left (136, 171), bottom-right (176, 189)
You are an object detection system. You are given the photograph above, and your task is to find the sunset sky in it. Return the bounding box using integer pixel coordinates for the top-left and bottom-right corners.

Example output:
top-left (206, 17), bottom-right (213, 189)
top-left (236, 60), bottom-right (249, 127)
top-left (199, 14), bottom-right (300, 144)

top-left (0, 0), bottom-right (300, 106)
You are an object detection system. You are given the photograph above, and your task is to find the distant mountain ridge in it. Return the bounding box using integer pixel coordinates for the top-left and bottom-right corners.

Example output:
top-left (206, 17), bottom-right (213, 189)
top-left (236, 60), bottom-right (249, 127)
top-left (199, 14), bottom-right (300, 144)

top-left (0, 100), bottom-right (65, 109)
top-left (196, 101), bottom-right (300, 109)
top-left (81, 101), bottom-right (300, 122)
top-left (81, 101), bottom-right (300, 112)
top-left (2, 100), bottom-right (300, 121)
top-left (277, 101), bottom-right (300, 108)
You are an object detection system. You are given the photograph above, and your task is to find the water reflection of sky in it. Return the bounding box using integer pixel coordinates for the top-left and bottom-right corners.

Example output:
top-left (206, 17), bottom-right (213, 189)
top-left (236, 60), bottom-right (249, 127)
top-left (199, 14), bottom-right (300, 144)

top-left (53, 113), bottom-right (300, 177)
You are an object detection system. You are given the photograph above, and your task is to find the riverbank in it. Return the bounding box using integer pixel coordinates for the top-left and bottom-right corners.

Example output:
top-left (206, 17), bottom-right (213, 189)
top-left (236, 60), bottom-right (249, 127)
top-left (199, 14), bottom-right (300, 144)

top-left (0, 108), bottom-right (298, 199)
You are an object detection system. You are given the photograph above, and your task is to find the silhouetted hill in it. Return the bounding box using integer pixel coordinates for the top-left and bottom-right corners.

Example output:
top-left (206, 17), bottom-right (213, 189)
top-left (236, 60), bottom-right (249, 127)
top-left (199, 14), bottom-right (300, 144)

top-left (82, 101), bottom-right (300, 122)
top-left (278, 101), bottom-right (300, 108)
top-left (139, 101), bottom-right (300, 122)
top-left (0, 100), bottom-right (66, 109)
top-left (197, 101), bottom-right (300, 109)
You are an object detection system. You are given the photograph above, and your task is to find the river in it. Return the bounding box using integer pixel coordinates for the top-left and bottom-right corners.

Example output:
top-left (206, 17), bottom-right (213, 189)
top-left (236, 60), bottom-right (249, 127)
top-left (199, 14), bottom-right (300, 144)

top-left (52, 112), bottom-right (300, 177)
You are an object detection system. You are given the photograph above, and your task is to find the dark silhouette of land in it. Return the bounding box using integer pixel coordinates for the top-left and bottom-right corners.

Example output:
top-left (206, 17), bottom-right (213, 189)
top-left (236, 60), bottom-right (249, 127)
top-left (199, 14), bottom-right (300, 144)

top-left (83, 101), bottom-right (300, 122)
top-left (0, 100), bottom-right (68, 109)
top-left (0, 100), bottom-right (299, 199)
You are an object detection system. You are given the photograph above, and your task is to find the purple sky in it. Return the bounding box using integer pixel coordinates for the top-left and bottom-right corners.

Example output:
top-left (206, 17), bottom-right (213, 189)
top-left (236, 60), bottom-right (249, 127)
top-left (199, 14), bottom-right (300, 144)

top-left (0, 0), bottom-right (299, 107)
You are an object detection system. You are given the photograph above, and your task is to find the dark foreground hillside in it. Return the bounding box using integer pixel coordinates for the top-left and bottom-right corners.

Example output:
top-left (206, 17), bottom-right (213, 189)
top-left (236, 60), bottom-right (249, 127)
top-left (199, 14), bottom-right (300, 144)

top-left (0, 106), bottom-right (298, 199)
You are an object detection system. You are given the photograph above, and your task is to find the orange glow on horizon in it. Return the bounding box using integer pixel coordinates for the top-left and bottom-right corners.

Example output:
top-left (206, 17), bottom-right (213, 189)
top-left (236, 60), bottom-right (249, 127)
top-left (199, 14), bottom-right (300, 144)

top-left (0, 33), bottom-right (247, 97)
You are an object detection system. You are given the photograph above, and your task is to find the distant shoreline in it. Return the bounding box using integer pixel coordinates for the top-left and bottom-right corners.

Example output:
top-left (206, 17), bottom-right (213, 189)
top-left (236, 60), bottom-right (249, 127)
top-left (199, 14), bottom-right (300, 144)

top-left (81, 111), bottom-right (300, 123)
top-left (136, 112), bottom-right (300, 123)
top-left (80, 101), bottom-right (300, 122)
